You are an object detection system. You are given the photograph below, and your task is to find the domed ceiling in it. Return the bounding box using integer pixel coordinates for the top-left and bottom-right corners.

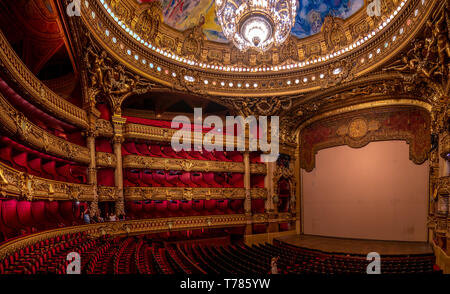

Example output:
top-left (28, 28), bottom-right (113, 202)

top-left (137, 0), bottom-right (364, 43)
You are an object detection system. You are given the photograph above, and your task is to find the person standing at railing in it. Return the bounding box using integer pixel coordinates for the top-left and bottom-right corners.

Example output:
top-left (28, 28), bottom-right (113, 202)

top-left (271, 256), bottom-right (280, 274)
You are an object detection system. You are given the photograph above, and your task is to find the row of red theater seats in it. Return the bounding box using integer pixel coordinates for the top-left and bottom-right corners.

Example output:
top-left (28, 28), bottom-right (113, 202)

top-left (0, 77), bottom-right (85, 146)
top-left (0, 136), bottom-right (87, 184)
top-left (125, 200), bottom-right (245, 219)
top-left (119, 141), bottom-right (262, 163)
top-left (124, 169), bottom-right (258, 188)
top-left (125, 199), bottom-right (265, 219)
top-left (0, 198), bottom-right (84, 241)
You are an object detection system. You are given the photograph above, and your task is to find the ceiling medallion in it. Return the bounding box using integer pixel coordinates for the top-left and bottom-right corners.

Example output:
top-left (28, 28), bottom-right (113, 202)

top-left (215, 0), bottom-right (297, 52)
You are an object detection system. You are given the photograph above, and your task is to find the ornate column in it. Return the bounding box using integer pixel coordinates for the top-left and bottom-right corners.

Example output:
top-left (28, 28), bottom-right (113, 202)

top-left (85, 108), bottom-right (101, 218)
top-left (87, 133), bottom-right (99, 217)
top-left (112, 116), bottom-right (126, 217)
top-left (243, 151), bottom-right (252, 235)
top-left (266, 160), bottom-right (278, 233)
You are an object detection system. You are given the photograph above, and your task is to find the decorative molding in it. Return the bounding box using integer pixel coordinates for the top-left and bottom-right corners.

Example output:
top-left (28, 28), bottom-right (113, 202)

top-left (77, 0), bottom-right (434, 97)
top-left (123, 154), bottom-right (266, 174)
top-left (0, 162), bottom-right (94, 201)
top-left (96, 152), bottom-right (117, 168)
top-left (0, 92), bottom-right (90, 164)
top-left (0, 30), bottom-right (88, 127)
top-left (124, 187), bottom-right (267, 202)
top-left (97, 186), bottom-right (119, 202)
top-left (300, 106), bottom-right (431, 172)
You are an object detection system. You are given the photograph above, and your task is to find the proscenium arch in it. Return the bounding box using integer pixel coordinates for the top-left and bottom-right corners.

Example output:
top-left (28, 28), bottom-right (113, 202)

top-left (293, 99), bottom-right (433, 234)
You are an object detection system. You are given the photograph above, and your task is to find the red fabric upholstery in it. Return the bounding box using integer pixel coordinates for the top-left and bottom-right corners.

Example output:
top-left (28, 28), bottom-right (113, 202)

top-left (203, 172), bottom-right (222, 188)
top-left (2, 199), bottom-right (21, 230)
top-left (166, 171), bottom-right (185, 187)
top-left (191, 172), bottom-right (207, 187)
top-left (96, 139), bottom-right (113, 153)
top-left (141, 170), bottom-right (161, 187)
top-left (122, 141), bottom-right (140, 155)
top-left (16, 201), bottom-right (35, 229)
top-left (97, 169), bottom-right (115, 187)
top-left (179, 172), bottom-right (197, 187)
top-left (153, 171), bottom-right (173, 186)
top-left (136, 143), bottom-right (152, 156)
top-left (251, 199), bottom-right (265, 214)
top-left (251, 175), bottom-right (265, 188)
top-left (228, 173), bottom-right (244, 188)
top-left (214, 173), bottom-right (233, 188)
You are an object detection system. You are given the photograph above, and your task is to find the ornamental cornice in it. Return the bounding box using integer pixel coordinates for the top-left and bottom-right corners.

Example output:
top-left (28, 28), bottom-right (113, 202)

top-left (123, 187), bottom-right (267, 202)
top-left (123, 155), bottom-right (266, 174)
top-left (0, 162), bottom-right (94, 202)
top-left (0, 30), bottom-right (88, 128)
top-left (77, 0), bottom-right (435, 97)
top-left (0, 92), bottom-right (90, 164)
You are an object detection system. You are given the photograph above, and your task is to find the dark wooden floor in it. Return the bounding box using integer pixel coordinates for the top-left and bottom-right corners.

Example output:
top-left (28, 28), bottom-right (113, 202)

top-left (275, 234), bottom-right (433, 256)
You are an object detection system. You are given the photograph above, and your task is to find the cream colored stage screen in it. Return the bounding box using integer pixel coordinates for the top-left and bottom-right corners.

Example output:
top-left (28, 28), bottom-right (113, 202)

top-left (302, 141), bottom-right (429, 241)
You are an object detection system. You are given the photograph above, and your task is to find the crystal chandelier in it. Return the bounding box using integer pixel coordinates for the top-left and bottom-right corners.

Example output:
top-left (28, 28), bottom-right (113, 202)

top-left (215, 0), bottom-right (297, 52)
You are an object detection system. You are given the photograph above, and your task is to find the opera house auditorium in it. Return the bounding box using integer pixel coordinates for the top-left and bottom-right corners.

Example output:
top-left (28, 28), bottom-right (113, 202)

top-left (0, 0), bottom-right (448, 276)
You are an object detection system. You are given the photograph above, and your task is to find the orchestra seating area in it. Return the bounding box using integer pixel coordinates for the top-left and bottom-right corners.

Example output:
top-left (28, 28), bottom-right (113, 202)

top-left (0, 234), bottom-right (440, 274)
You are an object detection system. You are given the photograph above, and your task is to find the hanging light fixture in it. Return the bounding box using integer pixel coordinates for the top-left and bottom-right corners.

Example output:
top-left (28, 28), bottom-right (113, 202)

top-left (215, 0), bottom-right (297, 52)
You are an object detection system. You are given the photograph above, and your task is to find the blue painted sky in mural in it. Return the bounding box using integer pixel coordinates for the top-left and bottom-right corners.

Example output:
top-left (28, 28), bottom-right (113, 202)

top-left (292, 0), bottom-right (364, 39)
top-left (160, 0), bottom-right (364, 42)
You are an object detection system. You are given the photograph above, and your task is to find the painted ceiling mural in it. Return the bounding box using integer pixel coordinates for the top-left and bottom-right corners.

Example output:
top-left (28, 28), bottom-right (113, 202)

top-left (137, 0), bottom-right (365, 43)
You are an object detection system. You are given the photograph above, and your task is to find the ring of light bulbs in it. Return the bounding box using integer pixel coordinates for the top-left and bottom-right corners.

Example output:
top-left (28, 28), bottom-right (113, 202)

top-left (94, 0), bottom-right (417, 78)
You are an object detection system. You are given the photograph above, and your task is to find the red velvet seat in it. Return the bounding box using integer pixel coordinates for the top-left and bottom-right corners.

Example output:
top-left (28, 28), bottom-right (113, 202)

top-left (179, 172), bottom-right (198, 187)
top-left (154, 201), bottom-right (169, 218)
top-left (42, 161), bottom-right (60, 181)
top-left (166, 171), bottom-right (185, 187)
top-left (149, 145), bottom-right (167, 158)
top-left (153, 171), bottom-right (173, 186)
top-left (12, 151), bottom-right (29, 173)
top-left (136, 143), bottom-right (152, 156)
top-left (181, 200), bottom-right (192, 215)
top-left (228, 151), bottom-right (243, 162)
top-left (213, 151), bottom-right (231, 161)
top-left (214, 173), bottom-right (233, 188)
top-left (70, 166), bottom-right (87, 184)
top-left (125, 169), bottom-right (141, 186)
top-left (141, 170), bottom-right (161, 187)
top-left (191, 172), bottom-right (207, 187)
top-left (204, 200), bottom-right (217, 215)
top-left (203, 172), bottom-right (222, 188)
top-left (56, 164), bottom-right (75, 182)
top-left (229, 173), bottom-right (244, 188)
top-left (28, 157), bottom-right (44, 177)
top-left (192, 200), bottom-right (204, 215)
top-left (201, 148), bottom-right (217, 161)
top-left (161, 146), bottom-right (182, 158)
top-left (143, 201), bottom-right (155, 217)
top-left (176, 149), bottom-right (196, 160)
top-left (168, 201), bottom-right (180, 217)
top-left (122, 141), bottom-right (140, 156)
top-left (189, 150), bottom-right (208, 160)
top-left (0, 145), bottom-right (14, 166)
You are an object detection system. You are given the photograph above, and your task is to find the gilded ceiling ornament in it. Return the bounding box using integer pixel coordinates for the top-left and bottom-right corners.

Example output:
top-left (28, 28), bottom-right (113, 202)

top-left (348, 118), bottom-right (369, 139)
top-left (84, 34), bottom-right (157, 116)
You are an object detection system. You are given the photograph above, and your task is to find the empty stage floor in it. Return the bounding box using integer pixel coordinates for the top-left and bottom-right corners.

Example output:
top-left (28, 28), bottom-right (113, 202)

top-left (275, 234), bottom-right (433, 256)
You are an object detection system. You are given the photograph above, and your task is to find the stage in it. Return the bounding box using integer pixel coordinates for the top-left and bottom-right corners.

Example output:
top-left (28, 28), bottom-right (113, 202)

top-left (275, 234), bottom-right (433, 256)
